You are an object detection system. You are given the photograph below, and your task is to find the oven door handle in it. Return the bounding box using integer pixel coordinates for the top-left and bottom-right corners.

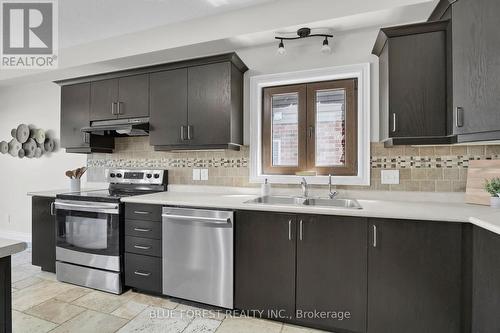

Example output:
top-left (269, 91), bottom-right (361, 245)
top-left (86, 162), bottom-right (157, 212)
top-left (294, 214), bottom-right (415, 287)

top-left (54, 201), bottom-right (119, 214)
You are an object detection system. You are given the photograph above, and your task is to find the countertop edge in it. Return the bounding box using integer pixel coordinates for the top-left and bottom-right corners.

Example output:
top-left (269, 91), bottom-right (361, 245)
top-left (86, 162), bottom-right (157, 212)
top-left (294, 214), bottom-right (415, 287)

top-left (0, 240), bottom-right (27, 258)
top-left (469, 217), bottom-right (500, 235)
top-left (120, 196), bottom-right (500, 225)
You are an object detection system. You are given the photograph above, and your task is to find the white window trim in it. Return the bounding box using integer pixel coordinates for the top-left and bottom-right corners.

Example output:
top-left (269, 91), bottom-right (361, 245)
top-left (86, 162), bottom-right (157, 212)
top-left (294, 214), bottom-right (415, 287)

top-left (249, 63), bottom-right (371, 185)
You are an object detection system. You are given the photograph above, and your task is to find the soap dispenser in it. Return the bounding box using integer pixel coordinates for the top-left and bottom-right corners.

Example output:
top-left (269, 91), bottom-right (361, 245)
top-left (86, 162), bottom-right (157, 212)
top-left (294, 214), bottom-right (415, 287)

top-left (261, 178), bottom-right (271, 197)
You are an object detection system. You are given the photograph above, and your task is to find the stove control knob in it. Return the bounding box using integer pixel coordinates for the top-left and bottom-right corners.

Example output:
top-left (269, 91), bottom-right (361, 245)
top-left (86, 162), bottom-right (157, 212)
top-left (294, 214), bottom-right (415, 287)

top-left (116, 173), bottom-right (122, 178)
top-left (154, 174), bottom-right (160, 179)
top-left (146, 174), bottom-right (152, 179)
top-left (110, 173), bottom-right (115, 178)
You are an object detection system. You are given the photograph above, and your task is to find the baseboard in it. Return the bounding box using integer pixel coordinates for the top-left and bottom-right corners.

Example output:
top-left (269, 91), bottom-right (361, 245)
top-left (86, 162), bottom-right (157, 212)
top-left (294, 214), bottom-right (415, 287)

top-left (0, 230), bottom-right (31, 244)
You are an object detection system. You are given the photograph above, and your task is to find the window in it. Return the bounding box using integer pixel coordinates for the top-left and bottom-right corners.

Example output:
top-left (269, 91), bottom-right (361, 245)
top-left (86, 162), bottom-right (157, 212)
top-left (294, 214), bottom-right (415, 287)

top-left (249, 63), bottom-right (370, 185)
top-left (262, 79), bottom-right (358, 176)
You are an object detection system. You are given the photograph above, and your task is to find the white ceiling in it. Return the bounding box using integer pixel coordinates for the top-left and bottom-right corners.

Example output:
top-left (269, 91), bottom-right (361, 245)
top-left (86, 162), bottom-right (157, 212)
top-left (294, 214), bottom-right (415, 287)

top-left (59, 0), bottom-right (277, 48)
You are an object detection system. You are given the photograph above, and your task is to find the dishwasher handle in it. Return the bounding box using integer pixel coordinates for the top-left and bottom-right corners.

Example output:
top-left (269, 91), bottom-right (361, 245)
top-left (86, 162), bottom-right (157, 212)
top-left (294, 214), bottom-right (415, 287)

top-left (162, 213), bottom-right (231, 224)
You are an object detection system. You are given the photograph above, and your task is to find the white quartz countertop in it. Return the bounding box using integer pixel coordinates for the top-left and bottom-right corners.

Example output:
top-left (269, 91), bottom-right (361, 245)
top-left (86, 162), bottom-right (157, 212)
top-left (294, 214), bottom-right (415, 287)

top-left (27, 188), bottom-right (103, 198)
top-left (121, 191), bottom-right (500, 235)
top-left (0, 238), bottom-right (27, 258)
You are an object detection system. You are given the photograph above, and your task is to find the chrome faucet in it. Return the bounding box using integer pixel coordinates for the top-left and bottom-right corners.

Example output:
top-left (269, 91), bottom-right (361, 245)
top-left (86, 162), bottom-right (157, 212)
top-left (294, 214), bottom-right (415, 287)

top-left (300, 177), bottom-right (309, 198)
top-left (328, 174), bottom-right (338, 199)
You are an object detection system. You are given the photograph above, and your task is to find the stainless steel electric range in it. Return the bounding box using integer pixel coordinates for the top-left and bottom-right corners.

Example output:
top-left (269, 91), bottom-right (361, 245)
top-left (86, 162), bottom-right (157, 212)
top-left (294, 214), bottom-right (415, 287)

top-left (54, 169), bottom-right (168, 294)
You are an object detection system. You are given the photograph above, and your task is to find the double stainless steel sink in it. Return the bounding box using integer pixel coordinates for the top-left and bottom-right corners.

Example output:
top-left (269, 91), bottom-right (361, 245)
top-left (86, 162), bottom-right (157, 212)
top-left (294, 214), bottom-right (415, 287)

top-left (244, 196), bottom-right (363, 209)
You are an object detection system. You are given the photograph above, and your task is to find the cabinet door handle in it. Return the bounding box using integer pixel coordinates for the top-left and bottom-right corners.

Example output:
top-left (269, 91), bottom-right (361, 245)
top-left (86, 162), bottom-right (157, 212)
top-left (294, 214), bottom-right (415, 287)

top-left (134, 245), bottom-right (151, 250)
top-left (392, 113), bottom-right (397, 133)
top-left (50, 202), bottom-right (55, 216)
top-left (456, 107), bottom-right (464, 128)
top-left (134, 271), bottom-right (151, 277)
top-left (133, 211), bottom-right (150, 215)
top-left (299, 220), bottom-right (304, 241)
top-left (373, 225), bottom-right (377, 248)
top-left (180, 126), bottom-right (186, 141)
top-left (117, 102), bottom-right (123, 115)
top-left (187, 125), bottom-right (193, 140)
top-left (288, 219), bottom-right (292, 241)
top-left (133, 227), bottom-right (151, 232)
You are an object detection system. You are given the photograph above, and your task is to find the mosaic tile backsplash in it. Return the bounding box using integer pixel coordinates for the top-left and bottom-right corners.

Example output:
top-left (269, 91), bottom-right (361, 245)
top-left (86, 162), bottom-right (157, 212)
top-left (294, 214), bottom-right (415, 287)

top-left (87, 137), bottom-right (500, 192)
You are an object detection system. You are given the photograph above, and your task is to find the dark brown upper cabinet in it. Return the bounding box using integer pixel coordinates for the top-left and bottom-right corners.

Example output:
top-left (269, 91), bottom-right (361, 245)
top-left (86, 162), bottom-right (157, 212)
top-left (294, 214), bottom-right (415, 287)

top-left (60, 83), bottom-right (114, 153)
top-left (429, 0), bottom-right (500, 143)
top-left (150, 58), bottom-right (246, 151)
top-left (368, 219), bottom-right (462, 333)
top-left (373, 20), bottom-right (455, 146)
top-left (90, 74), bottom-right (149, 121)
top-left (451, 0), bottom-right (500, 142)
top-left (57, 53), bottom-right (246, 152)
top-left (150, 68), bottom-right (188, 147)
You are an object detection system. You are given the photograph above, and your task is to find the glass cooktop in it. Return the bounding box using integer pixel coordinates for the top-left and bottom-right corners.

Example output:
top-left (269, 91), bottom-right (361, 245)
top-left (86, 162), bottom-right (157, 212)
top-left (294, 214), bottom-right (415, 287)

top-left (56, 189), bottom-right (147, 203)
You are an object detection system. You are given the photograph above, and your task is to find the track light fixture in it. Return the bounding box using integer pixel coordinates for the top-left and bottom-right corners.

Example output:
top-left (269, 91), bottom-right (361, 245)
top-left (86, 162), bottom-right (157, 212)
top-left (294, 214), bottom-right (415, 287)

top-left (275, 27), bottom-right (333, 56)
top-left (277, 39), bottom-right (286, 56)
top-left (321, 37), bottom-right (331, 54)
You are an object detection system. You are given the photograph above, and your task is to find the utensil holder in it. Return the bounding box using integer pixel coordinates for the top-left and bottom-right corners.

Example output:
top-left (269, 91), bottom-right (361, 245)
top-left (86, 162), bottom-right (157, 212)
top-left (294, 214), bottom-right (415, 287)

top-left (70, 179), bottom-right (81, 192)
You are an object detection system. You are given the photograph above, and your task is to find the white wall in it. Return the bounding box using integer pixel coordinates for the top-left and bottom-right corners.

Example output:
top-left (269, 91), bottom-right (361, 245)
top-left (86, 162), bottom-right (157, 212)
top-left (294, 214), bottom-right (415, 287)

top-left (0, 82), bottom-right (87, 238)
top-left (238, 27), bottom-right (380, 143)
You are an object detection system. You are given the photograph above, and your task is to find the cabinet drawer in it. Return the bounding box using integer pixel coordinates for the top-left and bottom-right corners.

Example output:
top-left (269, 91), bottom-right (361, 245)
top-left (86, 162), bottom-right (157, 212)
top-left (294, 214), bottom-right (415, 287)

top-left (124, 253), bottom-right (162, 293)
top-left (125, 236), bottom-right (162, 257)
top-left (125, 203), bottom-right (162, 221)
top-left (125, 219), bottom-right (162, 239)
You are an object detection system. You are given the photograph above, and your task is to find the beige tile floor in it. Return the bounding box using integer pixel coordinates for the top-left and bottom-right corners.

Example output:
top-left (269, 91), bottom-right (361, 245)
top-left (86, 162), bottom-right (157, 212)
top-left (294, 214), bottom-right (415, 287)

top-left (11, 248), bottom-right (329, 333)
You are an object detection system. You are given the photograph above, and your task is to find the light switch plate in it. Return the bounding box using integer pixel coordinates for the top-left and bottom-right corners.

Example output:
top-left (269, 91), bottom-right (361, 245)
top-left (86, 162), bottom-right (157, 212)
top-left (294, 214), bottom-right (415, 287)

top-left (201, 169), bottom-right (209, 181)
top-left (381, 170), bottom-right (400, 185)
top-left (192, 169), bottom-right (201, 181)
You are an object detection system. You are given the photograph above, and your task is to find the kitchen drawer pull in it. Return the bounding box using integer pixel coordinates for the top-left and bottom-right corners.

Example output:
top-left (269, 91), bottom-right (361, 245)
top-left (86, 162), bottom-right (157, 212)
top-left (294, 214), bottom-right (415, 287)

top-left (180, 126), bottom-right (186, 141)
top-left (456, 107), bottom-right (464, 128)
top-left (133, 211), bottom-right (150, 215)
top-left (373, 225), bottom-right (377, 248)
top-left (134, 270), bottom-right (151, 277)
top-left (50, 202), bottom-right (55, 216)
top-left (133, 227), bottom-right (151, 232)
top-left (288, 219), bottom-right (292, 241)
top-left (134, 245), bottom-right (152, 250)
top-left (392, 113), bottom-right (397, 133)
top-left (299, 220), bottom-right (303, 241)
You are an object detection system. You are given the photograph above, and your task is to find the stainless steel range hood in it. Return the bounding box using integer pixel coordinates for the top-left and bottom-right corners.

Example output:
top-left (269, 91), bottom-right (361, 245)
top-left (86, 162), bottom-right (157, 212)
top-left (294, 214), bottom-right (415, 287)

top-left (81, 118), bottom-right (149, 137)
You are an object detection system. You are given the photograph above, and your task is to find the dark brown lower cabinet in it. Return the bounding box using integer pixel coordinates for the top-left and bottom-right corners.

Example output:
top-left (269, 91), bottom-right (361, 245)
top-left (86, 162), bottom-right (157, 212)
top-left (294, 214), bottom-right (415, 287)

top-left (367, 219), bottom-right (462, 333)
top-left (124, 253), bottom-right (162, 294)
top-left (31, 196), bottom-right (56, 273)
top-left (235, 211), bottom-right (368, 332)
top-left (234, 211), bottom-right (296, 320)
top-left (124, 213), bottom-right (163, 294)
top-left (0, 256), bottom-right (11, 333)
top-left (296, 215), bottom-right (367, 333)
top-left (471, 226), bottom-right (500, 333)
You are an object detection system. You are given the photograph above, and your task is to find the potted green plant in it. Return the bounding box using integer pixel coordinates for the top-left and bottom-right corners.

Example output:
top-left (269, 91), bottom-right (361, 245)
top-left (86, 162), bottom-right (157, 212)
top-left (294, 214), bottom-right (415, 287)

top-left (484, 177), bottom-right (500, 208)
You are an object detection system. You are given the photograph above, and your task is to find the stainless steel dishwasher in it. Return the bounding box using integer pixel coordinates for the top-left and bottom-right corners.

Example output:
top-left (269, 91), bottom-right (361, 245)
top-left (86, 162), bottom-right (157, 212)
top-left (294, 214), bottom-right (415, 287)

top-left (162, 207), bottom-right (234, 309)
